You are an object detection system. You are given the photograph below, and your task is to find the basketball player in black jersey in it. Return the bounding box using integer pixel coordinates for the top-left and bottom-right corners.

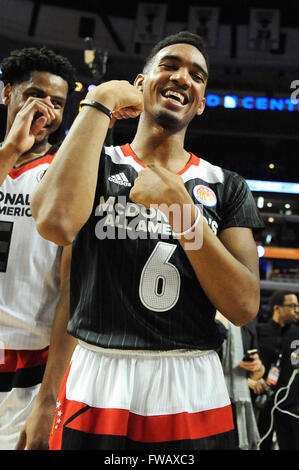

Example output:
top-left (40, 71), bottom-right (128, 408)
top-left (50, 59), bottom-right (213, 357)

top-left (32, 32), bottom-right (264, 450)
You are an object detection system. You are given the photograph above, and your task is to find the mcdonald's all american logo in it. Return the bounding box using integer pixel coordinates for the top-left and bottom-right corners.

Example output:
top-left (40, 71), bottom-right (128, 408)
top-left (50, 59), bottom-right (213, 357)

top-left (193, 185), bottom-right (217, 207)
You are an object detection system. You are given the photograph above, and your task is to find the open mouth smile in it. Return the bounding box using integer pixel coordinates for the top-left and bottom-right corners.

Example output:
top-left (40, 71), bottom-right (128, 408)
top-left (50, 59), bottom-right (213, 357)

top-left (161, 89), bottom-right (188, 106)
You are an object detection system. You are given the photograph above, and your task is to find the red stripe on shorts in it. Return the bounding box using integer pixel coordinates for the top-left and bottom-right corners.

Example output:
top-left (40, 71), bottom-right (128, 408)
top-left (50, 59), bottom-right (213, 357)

top-left (0, 347), bottom-right (49, 373)
top-left (68, 404), bottom-right (234, 442)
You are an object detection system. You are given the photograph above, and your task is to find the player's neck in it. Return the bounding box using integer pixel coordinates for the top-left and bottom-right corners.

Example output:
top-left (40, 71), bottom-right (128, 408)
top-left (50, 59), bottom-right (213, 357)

top-left (15, 141), bottom-right (52, 167)
top-left (131, 122), bottom-right (190, 172)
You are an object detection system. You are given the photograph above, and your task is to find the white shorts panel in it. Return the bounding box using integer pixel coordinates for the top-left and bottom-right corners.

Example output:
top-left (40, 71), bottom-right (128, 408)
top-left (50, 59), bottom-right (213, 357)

top-left (65, 343), bottom-right (230, 416)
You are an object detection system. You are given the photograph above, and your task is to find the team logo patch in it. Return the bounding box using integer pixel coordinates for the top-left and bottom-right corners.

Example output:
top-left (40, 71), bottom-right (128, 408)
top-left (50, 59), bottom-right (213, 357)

top-left (193, 185), bottom-right (217, 207)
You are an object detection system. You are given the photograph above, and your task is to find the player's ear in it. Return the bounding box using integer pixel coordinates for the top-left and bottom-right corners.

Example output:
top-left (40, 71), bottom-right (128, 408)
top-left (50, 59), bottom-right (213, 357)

top-left (134, 74), bottom-right (144, 93)
top-left (196, 96), bottom-right (206, 116)
top-left (2, 84), bottom-right (12, 106)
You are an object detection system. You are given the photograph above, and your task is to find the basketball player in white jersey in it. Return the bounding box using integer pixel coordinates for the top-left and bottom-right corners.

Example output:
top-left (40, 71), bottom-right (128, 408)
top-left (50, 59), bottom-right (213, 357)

top-left (0, 47), bottom-right (77, 449)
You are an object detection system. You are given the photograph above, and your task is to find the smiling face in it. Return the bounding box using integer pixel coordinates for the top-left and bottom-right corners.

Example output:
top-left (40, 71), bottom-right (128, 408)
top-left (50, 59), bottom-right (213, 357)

top-left (4, 70), bottom-right (68, 147)
top-left (135, 43), bottom-right (208, 131)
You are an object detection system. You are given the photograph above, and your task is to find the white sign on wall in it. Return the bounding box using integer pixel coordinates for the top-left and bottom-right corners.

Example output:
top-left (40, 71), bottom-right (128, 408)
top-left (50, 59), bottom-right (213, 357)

top-left (188, 7), bottom-right (220, 48)
top-left (248, 9), bottom-right (280, 51)
top-left (134, 3), bottom-right (168, 44)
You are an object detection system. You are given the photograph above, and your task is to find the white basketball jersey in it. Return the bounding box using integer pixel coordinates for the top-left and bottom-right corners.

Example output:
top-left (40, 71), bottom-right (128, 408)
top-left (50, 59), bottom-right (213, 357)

top-left (0, 149), bottom-right (62, 350)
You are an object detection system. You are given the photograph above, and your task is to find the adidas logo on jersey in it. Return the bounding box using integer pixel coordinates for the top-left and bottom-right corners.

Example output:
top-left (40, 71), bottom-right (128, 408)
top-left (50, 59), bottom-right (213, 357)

top-left (108, 172), bottom-right (131, 187)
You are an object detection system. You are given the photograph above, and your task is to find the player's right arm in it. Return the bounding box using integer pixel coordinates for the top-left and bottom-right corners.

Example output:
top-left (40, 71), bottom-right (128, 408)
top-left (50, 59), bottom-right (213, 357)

top-left (30, 80), bottom-right (143, 246)
top-left (0, 142), bottom-right (22, 186)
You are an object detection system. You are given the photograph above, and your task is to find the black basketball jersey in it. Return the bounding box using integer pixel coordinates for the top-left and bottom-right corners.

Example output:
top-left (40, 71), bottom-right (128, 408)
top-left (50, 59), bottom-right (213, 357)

top-left (68, 144), bottom-right (264, 351)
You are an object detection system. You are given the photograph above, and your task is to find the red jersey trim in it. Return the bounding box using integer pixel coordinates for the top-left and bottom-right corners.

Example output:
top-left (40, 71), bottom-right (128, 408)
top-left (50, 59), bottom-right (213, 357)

top-left (120, 143), bottom-right (146, 169)
top-left (177, 152), bottom-right (200, 175)
top-left (120, 143), bottom-right (200, 175)
top-left (8, 153), bottom-right (57, 180)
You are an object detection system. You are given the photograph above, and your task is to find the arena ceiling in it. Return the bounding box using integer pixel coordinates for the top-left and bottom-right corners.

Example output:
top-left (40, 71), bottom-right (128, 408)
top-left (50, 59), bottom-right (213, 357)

top-left (34, 0), bottom-right (299, 28)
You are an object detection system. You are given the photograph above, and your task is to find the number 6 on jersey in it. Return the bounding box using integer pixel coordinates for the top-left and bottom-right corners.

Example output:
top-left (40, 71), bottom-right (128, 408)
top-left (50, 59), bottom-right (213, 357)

top-left (139, 241), bottom-right (181, 312)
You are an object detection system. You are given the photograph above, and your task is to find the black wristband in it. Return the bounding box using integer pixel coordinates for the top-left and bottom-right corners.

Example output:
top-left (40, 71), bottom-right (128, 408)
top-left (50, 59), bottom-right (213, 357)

top-left (80, 99), bottom-right (113, 119)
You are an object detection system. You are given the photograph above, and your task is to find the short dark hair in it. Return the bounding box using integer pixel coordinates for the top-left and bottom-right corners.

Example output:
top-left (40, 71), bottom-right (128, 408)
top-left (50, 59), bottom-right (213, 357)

top-left (143, 30), bottom-right (209, 76)
top-left (0, 46), bottom-right (76, 94)
top-left (269, 291), bottom-right (294, 312)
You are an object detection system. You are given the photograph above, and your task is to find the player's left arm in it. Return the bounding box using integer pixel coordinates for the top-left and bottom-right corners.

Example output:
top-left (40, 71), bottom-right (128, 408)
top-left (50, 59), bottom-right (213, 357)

top-left (15, 244), bottom-right (77, 450)
top-left (181, 223), bottom-right (260, 326)
top-left (130, 165), bottom-right (260, 327)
